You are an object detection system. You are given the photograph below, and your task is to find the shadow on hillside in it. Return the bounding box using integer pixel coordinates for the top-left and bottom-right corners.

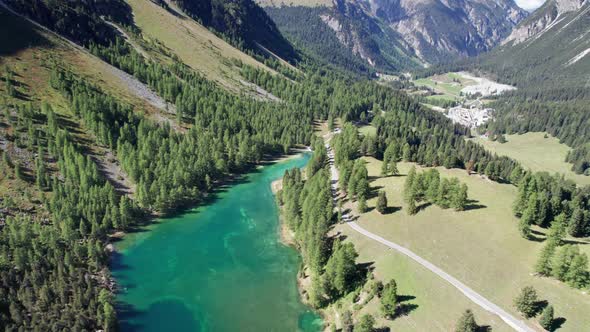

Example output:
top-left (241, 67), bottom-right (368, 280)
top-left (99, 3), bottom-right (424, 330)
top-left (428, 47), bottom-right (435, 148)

top-left (0, 9), bottom-right (52, 56)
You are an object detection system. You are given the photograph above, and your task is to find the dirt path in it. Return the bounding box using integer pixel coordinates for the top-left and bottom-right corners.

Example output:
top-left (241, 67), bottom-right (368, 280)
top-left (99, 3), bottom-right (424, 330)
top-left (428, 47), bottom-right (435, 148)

top-left (347, 222), bottom-right (534, 332)
top-left (323, 130), bottom-right (534, 332)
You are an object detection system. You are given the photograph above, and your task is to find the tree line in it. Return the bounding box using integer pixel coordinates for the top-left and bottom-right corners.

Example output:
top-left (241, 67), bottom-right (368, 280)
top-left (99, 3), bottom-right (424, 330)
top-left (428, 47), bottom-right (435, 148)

top-left (403, 167), bottom-right (468, 215)
top-left (277, 139), bottom-right (362, 308)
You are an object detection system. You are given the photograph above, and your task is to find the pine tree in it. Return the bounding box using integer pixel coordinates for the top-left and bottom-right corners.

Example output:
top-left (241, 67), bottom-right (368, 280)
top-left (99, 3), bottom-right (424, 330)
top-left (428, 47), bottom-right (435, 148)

top-left (452, 183), bottom-right (468, 211)
top-left (565, 253), bottom-right (589, 288)
top-left (535, 242), bottom-right (557, 276)
top-left (539, 305), bottom-right (554, 331)
top-left (381, 156), bottom-right (389, 176)
top-left (403, 166), bottom-right (416, 202)
top-left (551, 245), bottom-right (576, 281)
top-left (376, 191), bottom-right (388, 214)
top-left (455, 309), bottom-right (478, 332)
top-left (354, 314), bottom-right (375, 332)
top-left (380, 279), bottom-right (397, 318)
top-left (518, 213), bottom-right (532, 239)
top-left (568, 208), bottom-right (586, 237)
top-left (407, 196), bottom-right (417, 215)
top-left (358, 194), bottom-right (368, 213)
top-left (514, 286), bottom-right (539, 318)
top-left (15, 162), bottom-right (24, 180)
top-left (341, 310), bottom-right (353, 332)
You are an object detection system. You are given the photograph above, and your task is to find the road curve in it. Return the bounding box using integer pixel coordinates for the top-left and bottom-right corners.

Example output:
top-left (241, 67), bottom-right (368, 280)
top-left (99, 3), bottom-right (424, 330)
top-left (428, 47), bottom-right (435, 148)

top-left (323, 130), bottom-right (532, 332)
top-left (346, 221), bottom-right (534, 332)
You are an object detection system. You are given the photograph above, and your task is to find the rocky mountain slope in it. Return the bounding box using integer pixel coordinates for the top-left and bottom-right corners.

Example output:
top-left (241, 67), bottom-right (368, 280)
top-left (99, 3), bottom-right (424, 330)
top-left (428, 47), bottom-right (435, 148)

top-left (358, 0), bottom-right (527, 62)
top-left (471, 0), bottom-right (590, 94)
top-left (504, 0), bottom-right (588, 44)
top-left (260, 0), bottom-right (527, 72)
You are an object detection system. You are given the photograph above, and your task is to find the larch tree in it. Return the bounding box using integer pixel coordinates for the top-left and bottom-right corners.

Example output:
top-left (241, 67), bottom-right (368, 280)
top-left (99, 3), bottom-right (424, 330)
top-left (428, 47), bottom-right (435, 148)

top-left (380, 279), bottom-right (398, 318)
top-left (455, 309), bottom-right (478, 332)
top-left (539, 305), bottom-right (554, 331)
top-left (514, 286), bottom-right (539, 318)
top-left (376, 190), bottom-right (388, 214)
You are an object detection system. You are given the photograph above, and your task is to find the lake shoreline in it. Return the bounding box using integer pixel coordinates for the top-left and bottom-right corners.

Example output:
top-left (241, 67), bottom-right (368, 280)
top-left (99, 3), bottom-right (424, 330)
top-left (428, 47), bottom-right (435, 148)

top-left (112, 150), bottom-right (321, 331)
top-left (108, 147), bottom-right (311, 250)
top-left (272, 173), bottom-right (330, 331)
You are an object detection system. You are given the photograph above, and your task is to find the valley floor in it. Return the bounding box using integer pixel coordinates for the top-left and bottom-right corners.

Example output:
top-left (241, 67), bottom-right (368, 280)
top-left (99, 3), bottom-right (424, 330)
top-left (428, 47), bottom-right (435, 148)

top-left (470, 132), bottom-right (590, 186)
top-left (331, 154), bottom-right (590, 331)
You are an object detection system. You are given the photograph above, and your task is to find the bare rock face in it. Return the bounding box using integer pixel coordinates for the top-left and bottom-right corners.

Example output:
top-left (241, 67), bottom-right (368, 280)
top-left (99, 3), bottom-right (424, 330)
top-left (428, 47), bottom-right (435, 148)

top-left (326, 0), bottom-right (527, 65)
top-left (504, 0), bottom-right (587, 44)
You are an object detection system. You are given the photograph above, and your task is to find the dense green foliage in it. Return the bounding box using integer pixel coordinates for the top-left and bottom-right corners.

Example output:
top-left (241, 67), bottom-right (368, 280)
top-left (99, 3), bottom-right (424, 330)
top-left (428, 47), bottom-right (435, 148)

top-left (4, 0), bottom-right (133, 46)
top-left (279, 144), bottom-right (362, 308)
top-left (53, 38), bottom-right (317, 211)
top-left (264, 6), bottom-right (372, 75)
top-left (513, 172), bottom-right (590, 238)
top-left (403, 167), bottom-right (469, 214)
top-left (354, 314), bottom-right (376, 332)
top-left (539, 305), bottom-right (554, 331)
top-left (514, 286), bottom-right (540, 318)
top-left (0, 101), bottom-right (137, 330)
top-left (380, 279), bottom-right (397, 318)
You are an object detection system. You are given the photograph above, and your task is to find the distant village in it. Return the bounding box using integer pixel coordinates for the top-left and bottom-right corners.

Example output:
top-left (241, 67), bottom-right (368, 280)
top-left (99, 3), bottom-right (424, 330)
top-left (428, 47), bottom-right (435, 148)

top-left (445, 99), bottom-right (492, 130)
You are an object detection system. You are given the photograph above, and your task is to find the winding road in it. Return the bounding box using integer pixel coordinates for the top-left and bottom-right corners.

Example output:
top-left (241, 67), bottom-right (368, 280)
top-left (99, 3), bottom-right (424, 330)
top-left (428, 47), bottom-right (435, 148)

top-left (324, 132), bottom-right (534, 332)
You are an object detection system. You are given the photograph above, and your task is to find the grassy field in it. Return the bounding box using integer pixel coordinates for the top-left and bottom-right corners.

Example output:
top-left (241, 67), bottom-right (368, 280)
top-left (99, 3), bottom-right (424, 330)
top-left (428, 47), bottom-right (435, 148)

top-left (339, 157), bottom-right (590, 331)
top-left (470, 132), bottom-right (590, 186)
top-left (413, 72), bottom-right (475, 100)
top-left (331, 223), bottom-right (513, 331)
top-left (358, 125), bottom-right (377, 138)
top-left (127, 0), bottom-right (275, 92)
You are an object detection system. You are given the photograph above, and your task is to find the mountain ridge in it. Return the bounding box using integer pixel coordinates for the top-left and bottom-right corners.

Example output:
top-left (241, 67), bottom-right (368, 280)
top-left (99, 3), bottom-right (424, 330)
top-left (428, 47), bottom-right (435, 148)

top-left (260, 0), bottom-right (528, 72)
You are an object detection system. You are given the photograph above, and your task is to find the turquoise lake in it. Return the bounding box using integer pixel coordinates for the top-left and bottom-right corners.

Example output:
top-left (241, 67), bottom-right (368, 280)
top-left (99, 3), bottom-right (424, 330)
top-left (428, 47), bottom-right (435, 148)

top-left (111, 153), bottom-right (323, 331)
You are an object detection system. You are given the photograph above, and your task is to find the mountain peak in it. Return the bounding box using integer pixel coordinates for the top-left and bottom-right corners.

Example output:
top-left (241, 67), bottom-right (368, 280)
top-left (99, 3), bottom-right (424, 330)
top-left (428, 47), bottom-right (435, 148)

top-left (504, 0), bottom-right (588, 44)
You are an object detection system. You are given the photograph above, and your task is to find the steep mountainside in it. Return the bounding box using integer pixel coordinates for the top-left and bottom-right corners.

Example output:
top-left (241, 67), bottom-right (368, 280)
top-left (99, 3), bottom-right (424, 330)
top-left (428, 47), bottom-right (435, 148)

top-left (358, 0), bottom-right (527, 62)
top-left (260, 0), bottom-right (527, 72)
top-left (504, 0), bottom-right (587, 44)
top-left (473, 0), bottom-right (590, 94)
top-left (162, 0), bottom-right (299, 61)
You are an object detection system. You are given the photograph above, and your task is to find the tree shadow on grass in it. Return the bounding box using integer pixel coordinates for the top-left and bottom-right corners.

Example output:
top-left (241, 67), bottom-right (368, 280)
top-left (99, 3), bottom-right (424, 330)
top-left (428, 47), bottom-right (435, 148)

top-left (392, 303), bottom-right (418, 319)
top-left (464, 199), bottom-right (487, 211)
top-left (534, 300), bottom-right (548, 314)
top-left (376, 206), bottom-right (401, 215)
top-left (397, 295), bottom-right (415, 303)
top-left (367, 185), bottom-right (384, 199)
top-left (550, 317), bottom-right (566, 331)
top-left (528, 230), bottom-right (546, 243)
top-left (416, 202), bottom-right (432, 213)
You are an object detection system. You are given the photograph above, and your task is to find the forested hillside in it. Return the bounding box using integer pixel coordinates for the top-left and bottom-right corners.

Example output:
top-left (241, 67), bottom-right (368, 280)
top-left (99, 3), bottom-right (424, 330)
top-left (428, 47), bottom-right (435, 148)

top-left (2, 0), bottom-right (590, 330)
top-left (414, 0), bottom-right (590, 174)
top-left (3, 0), bottom-right (134, 46)
top-left (259, 0), bottom-right (526, 73)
